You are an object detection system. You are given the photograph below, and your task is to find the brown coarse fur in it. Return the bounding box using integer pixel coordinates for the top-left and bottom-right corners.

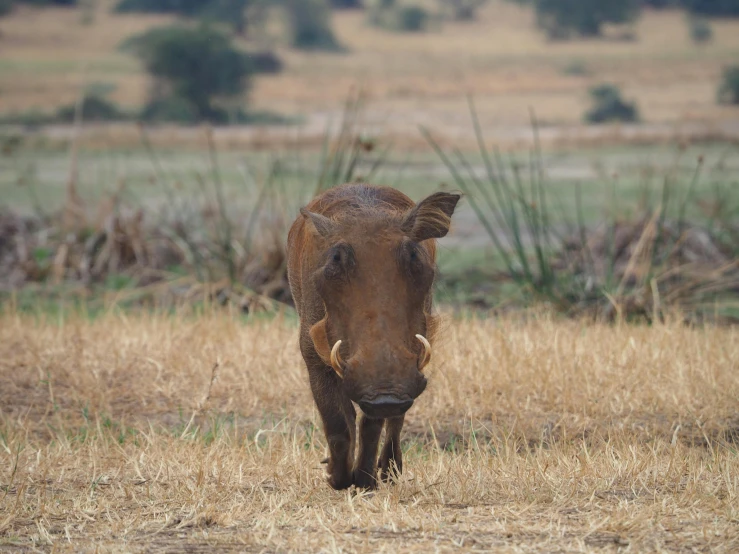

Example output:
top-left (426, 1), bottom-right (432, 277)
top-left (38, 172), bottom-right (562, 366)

top-left (287, 183), bottom-right (460, 490)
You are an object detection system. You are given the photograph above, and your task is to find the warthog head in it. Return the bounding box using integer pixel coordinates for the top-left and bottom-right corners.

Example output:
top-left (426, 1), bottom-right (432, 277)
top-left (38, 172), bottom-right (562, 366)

top-left (301, 191), bottom-right (460, 418)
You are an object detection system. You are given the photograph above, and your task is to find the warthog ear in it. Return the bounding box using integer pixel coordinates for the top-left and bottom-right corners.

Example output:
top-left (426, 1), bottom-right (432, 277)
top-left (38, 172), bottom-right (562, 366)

top-left (300, 208), bottom-right (336, 238)
top-left (402, 192), bottom-right (461, 242)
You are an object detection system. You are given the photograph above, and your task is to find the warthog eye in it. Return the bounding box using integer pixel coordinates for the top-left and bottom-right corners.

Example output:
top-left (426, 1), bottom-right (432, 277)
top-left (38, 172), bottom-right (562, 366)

top-left (399, 241), bottom-right (433, 291)
top-left (324, 243), bottom-right (354, 281)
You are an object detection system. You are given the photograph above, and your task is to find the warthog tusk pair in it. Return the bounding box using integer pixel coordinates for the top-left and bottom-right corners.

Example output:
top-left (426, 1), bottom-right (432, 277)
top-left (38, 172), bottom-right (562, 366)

top-left (416, 334), bottom-right (431, 371)
top-left (329, 335), bottom-right (432, 378)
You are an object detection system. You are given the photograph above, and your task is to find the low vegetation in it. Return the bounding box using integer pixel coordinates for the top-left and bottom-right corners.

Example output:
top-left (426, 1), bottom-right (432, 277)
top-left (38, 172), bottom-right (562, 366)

top-left (283, 0), bottom-right (344, 51)
top-left (438, 0), bottom-right (489, 21)
top-left (534, 0), bottom-right (640, 39)
top-left (584, 84), bottom-right (640, 123)
top-left (2, 93), bottom-right (737, 321)
top-left (368, 0), bottom-right (433, 32)
top-left (687, 14), bottom-right (713, 43)
top-left (718, 65), bottom-right (739, 105)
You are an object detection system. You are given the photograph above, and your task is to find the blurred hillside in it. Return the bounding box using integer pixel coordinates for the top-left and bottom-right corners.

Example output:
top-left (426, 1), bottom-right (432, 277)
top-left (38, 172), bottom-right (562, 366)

top-left (0, 0), bottom-right (738, 146)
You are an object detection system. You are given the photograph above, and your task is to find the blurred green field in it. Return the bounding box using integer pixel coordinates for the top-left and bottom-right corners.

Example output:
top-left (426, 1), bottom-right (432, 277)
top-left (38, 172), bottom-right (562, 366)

top-left (2, 139), bottom-right (736, 223)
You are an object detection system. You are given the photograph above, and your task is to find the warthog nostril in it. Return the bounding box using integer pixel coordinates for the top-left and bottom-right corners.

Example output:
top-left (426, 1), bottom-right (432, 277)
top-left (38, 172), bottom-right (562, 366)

top-left (358, 394), bottom-right (414, 419)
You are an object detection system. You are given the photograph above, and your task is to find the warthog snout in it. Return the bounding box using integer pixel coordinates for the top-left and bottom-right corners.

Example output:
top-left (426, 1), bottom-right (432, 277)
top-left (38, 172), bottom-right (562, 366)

top-left (358, 394), bottom-right (414, 419)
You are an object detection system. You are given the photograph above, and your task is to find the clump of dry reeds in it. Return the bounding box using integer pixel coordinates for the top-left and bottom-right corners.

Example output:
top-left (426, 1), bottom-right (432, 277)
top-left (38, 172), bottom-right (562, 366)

top-left (425, 101), bottom-right (739, 323)
top-left (0, 309), bottom-right (737, 551)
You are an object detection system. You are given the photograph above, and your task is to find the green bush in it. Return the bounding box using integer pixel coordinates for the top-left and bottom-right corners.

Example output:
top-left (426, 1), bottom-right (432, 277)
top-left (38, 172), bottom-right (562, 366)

top-left (115, 0), bottom-right (203, 15)
top-left (682, 0), bottom-right (739, 16)
top-left (116, 0), bottom-right (254, 35)
top-left (585, 84), bottom-right (639, 123)
top-left (56, 95), bottom-right (126, 122)
top-left (200, 0), bottom-right (251, 35)
top-left (397, 5), bottom-right (428, 30)
top-left (562, 59), bottom-right (589, 76)
top-left (717, 66), bottom-right (739, 105)
top-left (687, 15), bottom-right (713, 43)
top-left (15, 0), bottom-right (78, 5)
top-left (248, 51), bottom-right (283, 74)
top-left (367, 0), bottom-right (431, 32)
top-left (124, 25), bottom-right (253, 122)
top-left (331, 0), bottom-right (362, 7)
top-left (283, 0), bottom-right (344, 51)
top-left (438, 0), bottom-right (487, 21)
top-left (0, 0), bottom-right (13, 15)
top-left (535, 0), bottom-right (640, 39)
top-left (140, 95), bottom-right (200, 124)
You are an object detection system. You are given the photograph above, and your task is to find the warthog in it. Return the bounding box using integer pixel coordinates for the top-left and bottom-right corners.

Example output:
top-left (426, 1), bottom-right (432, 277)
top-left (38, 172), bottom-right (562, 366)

top-left (287, 183), bottom-right (460, 489)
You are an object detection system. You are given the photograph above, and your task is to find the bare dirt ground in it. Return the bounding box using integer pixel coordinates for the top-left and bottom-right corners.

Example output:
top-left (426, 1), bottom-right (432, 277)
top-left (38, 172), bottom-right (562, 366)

top-left (1, 308), bottom-right (737, 552)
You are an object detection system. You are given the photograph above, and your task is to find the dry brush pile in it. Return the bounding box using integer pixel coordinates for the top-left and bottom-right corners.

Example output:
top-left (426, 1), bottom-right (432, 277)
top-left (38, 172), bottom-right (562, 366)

top-left (0, 186), bottom-right (294, 311)
top-left (1, 309), bottom-right (737, 552)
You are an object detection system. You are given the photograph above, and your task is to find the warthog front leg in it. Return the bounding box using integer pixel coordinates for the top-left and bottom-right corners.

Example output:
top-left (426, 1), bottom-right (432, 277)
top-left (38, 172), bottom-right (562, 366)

top-left (353, 414), bottom-right (384, 489)
top-left (379, 416), bottom-right (405, 482)
top-left (308, 368), bottom-right (356, 490)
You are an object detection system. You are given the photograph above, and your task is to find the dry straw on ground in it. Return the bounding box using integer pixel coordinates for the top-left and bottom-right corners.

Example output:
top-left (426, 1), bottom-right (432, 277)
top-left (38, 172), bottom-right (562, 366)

top-left (1, 307), bottom-right (738, 552)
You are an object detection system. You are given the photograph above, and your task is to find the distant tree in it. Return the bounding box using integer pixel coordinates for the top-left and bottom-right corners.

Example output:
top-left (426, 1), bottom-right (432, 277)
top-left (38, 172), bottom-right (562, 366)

top-left (438, 0), bottom-right (488, 21)
top-left (126, 25), bottom-right (254, 121)
top-left (640, 0), bottom-right (677, 7)
top-left (687, 14), bottom-right (713, 43)
top-left (585, 84), bottom-right (639, 123)
top-left (330, 0), bottom-right (362, 7)
top-left (15, 0), bottom-right (78, 4)
top-left (0, 0), bottom-right (13, 15)
top-left (682, 0), bottom-right (739, 16)
top-left (717, 66), bottom-right (739, 105)
top-left (114, 0), bottom-right (203, 15)
top-left (535, 0), bottom-right (640, 39)
top-left (367, 0), bottom-right (432, 32)
top-left (200, 0), bottom-right (250, 35)
top-left (283, 0), bottom-right (344, 51)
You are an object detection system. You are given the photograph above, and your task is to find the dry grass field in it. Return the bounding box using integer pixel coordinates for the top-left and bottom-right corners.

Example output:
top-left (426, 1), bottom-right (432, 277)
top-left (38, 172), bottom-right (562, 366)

top-left (1, 307), bottom-right (738, 552)
top-left (2, 0), bottom-right (739, 141)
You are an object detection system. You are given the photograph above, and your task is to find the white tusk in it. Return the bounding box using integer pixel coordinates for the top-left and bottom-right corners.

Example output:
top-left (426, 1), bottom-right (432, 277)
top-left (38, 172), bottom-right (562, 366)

top-left (415, 334), bottom-right (431, 371)
top-left (330, 340), bottom-right (344, 378)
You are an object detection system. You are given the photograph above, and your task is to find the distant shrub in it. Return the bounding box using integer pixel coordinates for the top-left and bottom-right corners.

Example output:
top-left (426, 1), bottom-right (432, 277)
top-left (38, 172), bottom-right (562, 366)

top-left (284, 0), bottom-right (344, 51)
top-left (535, 0), bottom-right (640, 39)
top-left (717, 66), bottom-right (739, 105)
top-left (114, 0), bottom-right (203, 15)
top-left (56, 95), bottom-right (126, 122)
top-left (331, 0), bottom-right (363, 7)
top-left (0, 0), bottom-right (13, 15)
top-left (125, 25), bottom-right (253, 122)
top-left (585, 84), bottom-right (639, 123)
top-left (682, 0), bottom-right (739, 17)
top-left (640, 0), bottom-right (671, 6)
top-left (562, 59), bottom-right (589, 76)
top-left (140, 95), bottom-right (200, 124)
top-left (199, 0), bottom-right (251, 35)
top-left (247, 51), bottom-right (283, 74)
top-left (687, 15), bottom-right (713, 43)
top-left (397, 5), bottom-right (428, 30)
top-left (368, 0), bottom-right (431, 32)
top-left (15, 0), bottom-right (78, 5)
top-left (437, 0), bottom-right (487, 21)
top-left (116, 0), bottom-right (254, 35)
